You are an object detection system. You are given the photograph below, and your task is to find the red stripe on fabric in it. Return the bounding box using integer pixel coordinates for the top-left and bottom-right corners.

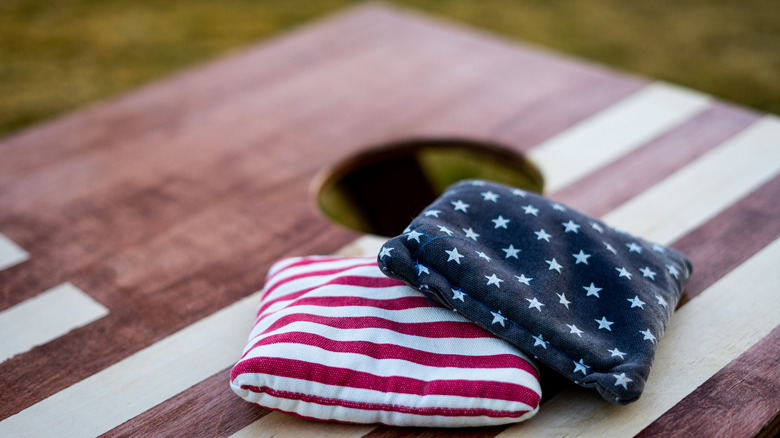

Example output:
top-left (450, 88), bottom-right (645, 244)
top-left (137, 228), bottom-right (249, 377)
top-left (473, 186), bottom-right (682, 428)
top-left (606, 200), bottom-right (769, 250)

top-left (262, 264), bottom-right (395, 299)
top-left (258, 275), bottom-right (407, 315)
top-left (257, 313), bottom-right (494, 341)
top-left (265, 257), bottom-right (372, 283)
top-left (232, 357), bottom-right (541, 405)
top-left (243, 331), bottom-right (539, 376)
top-left (242, 385), bottom-right (533, 419)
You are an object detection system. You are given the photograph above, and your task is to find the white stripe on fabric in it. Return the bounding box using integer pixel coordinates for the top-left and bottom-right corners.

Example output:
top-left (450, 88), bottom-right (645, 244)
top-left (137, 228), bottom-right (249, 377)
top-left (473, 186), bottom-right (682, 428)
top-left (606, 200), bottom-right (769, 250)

top-left (528, 82), bottom-right (710, 193)
top-left (0, 233), bottom-right (28, 272)
top-left (231, 392), bottom-right (538, 429)
top-left (0, 283), bottom-right (109, 363)
top-left (263, 262), bottom-right (387, 302)
top-left (248, 304), bottom-right (464, 342)
top-left (264, 257), bottom-right (377, 292)
top-left (249, 320), bottom-right (527, 359)
top-left (498, 236), bottom-right (780, 437)
top-left (604, 115), bottom-right (780, 243)
top-left (260, 283), bottom-right (415, 315)
top-left (232, 372), bottom-right (539, 412)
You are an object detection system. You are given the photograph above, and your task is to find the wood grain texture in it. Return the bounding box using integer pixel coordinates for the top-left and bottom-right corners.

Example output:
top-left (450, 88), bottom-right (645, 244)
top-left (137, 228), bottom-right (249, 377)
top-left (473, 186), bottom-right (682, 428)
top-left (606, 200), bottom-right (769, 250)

top-left (635, 325), bottom-right (780, 438)
top-left (0, 3), bottom-right (646, 421)
top-left (1, 3), bottom-right (778, 437)
top-left (103, 369), bottom-right (271, 438)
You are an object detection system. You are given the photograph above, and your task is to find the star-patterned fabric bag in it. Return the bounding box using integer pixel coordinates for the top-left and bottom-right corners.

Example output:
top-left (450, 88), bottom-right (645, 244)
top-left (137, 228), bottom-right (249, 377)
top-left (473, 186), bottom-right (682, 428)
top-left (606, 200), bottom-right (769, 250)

top-left (231, 256), bottom-right (543, 427)
top-left (377, 180), bottom-right (692, 404)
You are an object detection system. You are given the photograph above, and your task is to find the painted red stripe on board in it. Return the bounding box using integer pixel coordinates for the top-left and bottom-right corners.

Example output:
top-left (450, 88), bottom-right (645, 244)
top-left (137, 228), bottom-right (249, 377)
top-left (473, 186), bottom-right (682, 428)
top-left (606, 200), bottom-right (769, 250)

top-left (257, 313), bottom-right (495, 340)
top-left (259, 274), bottom-right (406, 314)
top-left (244, 386), bottom-right (533, 419)
top-left (234, 357), bottom-right (542, 404)
top-left (239, 331), bottom-right (539, 375)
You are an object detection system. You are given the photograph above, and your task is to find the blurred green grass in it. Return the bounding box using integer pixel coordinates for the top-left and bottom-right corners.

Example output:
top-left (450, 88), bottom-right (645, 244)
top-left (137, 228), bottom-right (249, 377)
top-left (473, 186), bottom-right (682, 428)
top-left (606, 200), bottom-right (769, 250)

top-left (1, 0), bottom-right (778, 138)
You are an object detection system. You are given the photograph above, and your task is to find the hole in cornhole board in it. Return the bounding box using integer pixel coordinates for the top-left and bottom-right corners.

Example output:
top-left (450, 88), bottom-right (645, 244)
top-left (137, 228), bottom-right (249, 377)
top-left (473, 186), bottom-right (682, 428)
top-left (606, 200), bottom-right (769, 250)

top-left (313, 138), bottom-right (545, 237)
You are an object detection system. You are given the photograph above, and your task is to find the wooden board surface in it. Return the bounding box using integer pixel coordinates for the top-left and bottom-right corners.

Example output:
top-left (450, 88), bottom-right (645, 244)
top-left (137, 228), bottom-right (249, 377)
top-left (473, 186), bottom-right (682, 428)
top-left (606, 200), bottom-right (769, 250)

top-left (1, 3), bottom-right (778, 437)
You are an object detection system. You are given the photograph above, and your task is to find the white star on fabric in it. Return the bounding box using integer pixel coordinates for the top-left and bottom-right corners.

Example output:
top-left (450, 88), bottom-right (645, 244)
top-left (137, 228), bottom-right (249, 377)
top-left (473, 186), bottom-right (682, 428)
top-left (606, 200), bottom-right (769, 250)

top-left (451, 200), bottom-right (470, 213)
top-left (417, 264), bottom-right (430, 275)
top-left (628, 295), bottom-right (646, 309)
top-left (557, 293), bottom-right (571, 308)
top-left (470, 180), bottom-right (486, 186)
top-left (546, 258), bottom-right (563, 273)
top-left (614, 373), bottom-right (632, 389)
top-left (485, 273), bottom-right (504, 288)
top-left (656, 295), bottom-right (668, 307)
top-left (562, 220), bottom-right (581, 233)
top-left (405, 230), bottom-right (423, 242)
top-left (502, 244), bottom-right (521, 259)
top-left (379, 247), bottom-right (393, 259)
top-left (452, 288), bottom-right (466, 301)
top-left (666, 264), bottom-right (681, 279)
top-left (532, 334), bottom-right (547, 348)
top-left (608, 348), bottom-right (626, 359)
top-left (583, 283), bottom-right (602, 298)
top-left (595, 316), bottom-right (614, 331)
top-left (522, 204), bottom-right (539, 216)
top-left (652, 243), bottom-right (666, 253)
top-left (515, 274), bottom-right (533, 285)
top-left (527, 297), bottom-right (544, 311)
top-left (567, 324), bottom-right (584, 337)
top-left (552, 203), bottom-right (567, 211)
top-left (591, 222), bottom-right (604, 233)
top-left (604, 242), bottom-right (617, 254)
top-left (640, 329), bottom-right (656, 343)
top-left (438, 225), bottom-right (454, 235)
top-left (481, 191), bottom-right (499, 202)
top-left (535, 228), bottom-right (552, 242)
top-left (512, 189), bottom-right (527, 197)
top-left (640, 266), bottom-right (657, 280)
top-left (573, 250), bottom-right (591, 265)
top-left (573, 359), bottom-right (588, 374)
top-left (445, 247), bottom-right (464, 264)
top-left (616, 267), bottom-right (632, 279)
top-left (476, 251), bottom-right (491, 262)
top-left (463, 228), bottom-right (480, 240)
top-left (626, 242), bottom-right (643, 253)
top-left (424, 209), bottom-right (441, 217)
top-left (491, 310), bottom-right (507, 326)
top-left (492, 215), bottom-right (510, 229)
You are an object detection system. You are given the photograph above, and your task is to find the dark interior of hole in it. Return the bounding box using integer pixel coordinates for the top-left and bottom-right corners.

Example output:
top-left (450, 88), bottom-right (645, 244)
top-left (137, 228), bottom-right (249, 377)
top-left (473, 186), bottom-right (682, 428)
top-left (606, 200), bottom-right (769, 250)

top-left (318, 140), bottom-right (544, 237)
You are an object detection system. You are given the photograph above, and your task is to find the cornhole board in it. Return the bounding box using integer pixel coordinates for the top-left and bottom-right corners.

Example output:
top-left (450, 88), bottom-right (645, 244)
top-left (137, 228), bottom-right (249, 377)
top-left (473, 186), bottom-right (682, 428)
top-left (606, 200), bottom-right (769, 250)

top-left (0, 3), bottom-right (778, 437)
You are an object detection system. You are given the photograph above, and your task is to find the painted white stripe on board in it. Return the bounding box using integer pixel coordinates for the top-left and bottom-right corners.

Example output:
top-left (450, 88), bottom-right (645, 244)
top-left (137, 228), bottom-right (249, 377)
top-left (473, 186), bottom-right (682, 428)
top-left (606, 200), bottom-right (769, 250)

top-left (498, 236), bottom-right (780, 438)
top-left (0, 292), bottom-right (260, 438)
top-left (0, 233), bottom-right (28, 271)
top-left (0, 282), bottom-right (108, 363)
top-left (230, 411), bottom-right (376, 438)
top-left (604, 115), bottom-right (780, 243)
top-left (528, 82), bottom-right (710, 193)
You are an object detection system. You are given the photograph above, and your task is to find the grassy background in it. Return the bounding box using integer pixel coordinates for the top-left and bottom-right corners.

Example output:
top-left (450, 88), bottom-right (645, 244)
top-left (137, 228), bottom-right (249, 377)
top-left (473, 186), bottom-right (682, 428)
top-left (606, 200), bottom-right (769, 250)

top-left (1, 0), bottom-right (778, 138)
